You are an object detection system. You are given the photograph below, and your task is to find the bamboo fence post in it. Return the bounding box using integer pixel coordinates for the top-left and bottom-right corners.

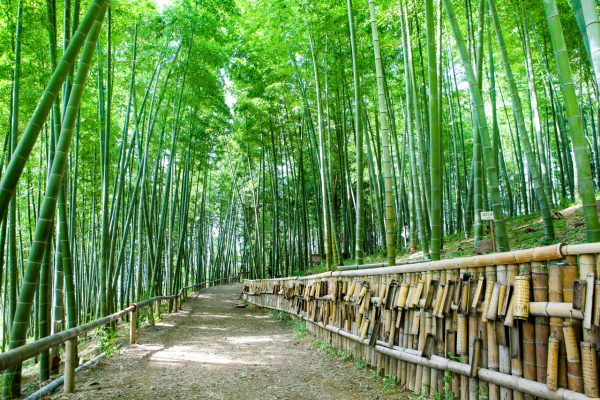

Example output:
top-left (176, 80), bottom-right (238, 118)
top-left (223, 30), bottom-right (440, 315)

top-left (423, 310), bottom-right (432, 395)
top-left (459, 266), bottom-right (468, 400)
top-left (519, 263), bottom-right (536, 400)
top-left (532, 261), bottom-right (549, 383)
top-left (498, 263), bottom-right (514, 400)
top-left (64, 337), bottom-right (77, 393)
top-left (487, 264), bottom-right (500, 400)
top-left (548, 260), bottom-right (567, 390)
top-left (561, 255), bottom-right (584, 392)
top-left (130, 309), bottom-right (136, 344)
top-left (431, 270), bottom-right (441, 396)
top-left (468, 270), bottom-right (479, 400)
top-left (579, 254), bottom-right (599, 395)
top-left (580, 342), bottom-right (599, 397)
top-left (547, 337), bottom-right (559, 391)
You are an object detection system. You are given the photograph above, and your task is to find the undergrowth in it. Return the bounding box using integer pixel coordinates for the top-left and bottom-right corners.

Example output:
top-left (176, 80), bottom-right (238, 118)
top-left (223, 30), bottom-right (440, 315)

top-left (291, 203), bottom-right (589, 276)
top-left (95, 328), bottom-right (121, 356)
top-left (267, 309), bottom-right (308, 338)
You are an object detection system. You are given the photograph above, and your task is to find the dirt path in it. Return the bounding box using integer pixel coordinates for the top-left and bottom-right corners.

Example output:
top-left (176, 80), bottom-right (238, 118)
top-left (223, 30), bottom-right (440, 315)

top-left (55, 283), bottom-right (397, 400)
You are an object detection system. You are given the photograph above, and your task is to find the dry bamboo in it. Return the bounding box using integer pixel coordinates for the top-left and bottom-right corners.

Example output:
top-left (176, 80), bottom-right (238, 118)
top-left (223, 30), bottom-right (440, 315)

top-left (563, 321), bottom-right (584, 393)
top-left (514, 275), bottom-right (530, 320)
top-left (583, 273), bottom-right (594, 330)
top-left (397, 283), bottom-right (409, 308)
top-left (520, 265), bottom-right (536, 400)
top-left (482, 282), bottom-right (495, 323)
top-left (580, 342), bottom-right (599, 397)
top-left (548, 262), bottom-right (568, 390)
top-left (473, 277), bottom-right (485, 309)
top-left (547, 337), bottom-right (559, 391)
top-left (532, 261), bottom-right (550, 383)
top-left (510, 325), bottom-right (525, 400)
top-left (471, 336), bottom-right (482, 378)
top-left (488, 283), bottom-right (501, 321)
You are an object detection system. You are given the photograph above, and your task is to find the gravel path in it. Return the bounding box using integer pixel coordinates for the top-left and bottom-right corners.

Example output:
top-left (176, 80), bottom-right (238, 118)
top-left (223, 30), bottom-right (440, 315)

top-left (54, 283), bottom-right (397, 399)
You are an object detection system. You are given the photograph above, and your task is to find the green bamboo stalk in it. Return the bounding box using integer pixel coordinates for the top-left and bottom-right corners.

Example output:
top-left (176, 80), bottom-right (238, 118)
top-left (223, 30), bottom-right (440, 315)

top-left (2, 5), bottom-right (108, 397)
top-left (308, 34), bottom-right (333, 270)
top-left (7, 0), bottom-right (23, 343)
top-left (426, 0), bottom-right (441, 260)
top-left (368, 0), bottom-right (395, 266)
top-left (543, 0), bottom-right (600, 242)
top-left (488, 0), bottom-right (555, 241)
top-left (521, 1), bottom-right (554, 213)
top-left (401, 3), bottom-right (430, 257)
top-left (443, 0), bottom-right (510, 251)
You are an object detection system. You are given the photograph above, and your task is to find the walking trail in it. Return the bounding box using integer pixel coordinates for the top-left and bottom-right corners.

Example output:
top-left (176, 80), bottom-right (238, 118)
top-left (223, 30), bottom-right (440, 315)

top-left (54, 283), bottom-right (397, 400)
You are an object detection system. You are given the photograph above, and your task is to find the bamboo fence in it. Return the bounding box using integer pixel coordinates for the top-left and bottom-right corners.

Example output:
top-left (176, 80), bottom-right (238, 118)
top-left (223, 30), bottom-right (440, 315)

top-left (243, 243), bottom-right (600, 400)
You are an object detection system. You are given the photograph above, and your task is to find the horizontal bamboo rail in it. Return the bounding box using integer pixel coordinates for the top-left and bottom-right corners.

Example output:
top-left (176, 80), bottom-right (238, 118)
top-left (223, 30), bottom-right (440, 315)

top-left (261, 243), bottom-right (599, 282)
top-left (243, 242), bottom-right (600, 400)
top-left (0, 276), bottom-right (237, 395)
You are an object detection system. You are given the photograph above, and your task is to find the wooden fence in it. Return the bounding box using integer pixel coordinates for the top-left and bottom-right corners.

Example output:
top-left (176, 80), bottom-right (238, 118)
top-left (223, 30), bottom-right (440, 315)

top-left (0, 276), bottom-right (238, 396)
top-left (243, 243), bottom-right (600, 400)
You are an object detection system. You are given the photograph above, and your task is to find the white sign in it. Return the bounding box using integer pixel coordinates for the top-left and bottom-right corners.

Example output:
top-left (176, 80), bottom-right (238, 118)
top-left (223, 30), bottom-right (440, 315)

top-left (480, 211), bottom-right (494, 220)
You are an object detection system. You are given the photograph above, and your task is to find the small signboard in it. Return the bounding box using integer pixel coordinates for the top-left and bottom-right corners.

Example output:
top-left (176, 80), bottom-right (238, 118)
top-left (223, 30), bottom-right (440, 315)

top-left (310, 254), bottom-right (322, 265)
top-left (475, 239), bottom-right (493, 254)
top-left (481, 211), bottom-right (494, 220)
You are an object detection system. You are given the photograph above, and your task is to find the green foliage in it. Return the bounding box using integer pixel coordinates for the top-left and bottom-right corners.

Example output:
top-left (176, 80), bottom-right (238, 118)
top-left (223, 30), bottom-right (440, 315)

top-left (443, 371), bottom-right (456, 400)
top-left (382, 373), bottom-right (396, 390)
top-left (475, 383), bottom-right (489, 400)
top-left (94, 328), bottom-right (120, 356)
top-left (446, 352), bottom-right (464, 363)
top-left (355, 359), bottom-right (366, 371)
top-left (371, 367), bottom-right (382, 380)
top-left (268, 309), bottom-right (308, 338)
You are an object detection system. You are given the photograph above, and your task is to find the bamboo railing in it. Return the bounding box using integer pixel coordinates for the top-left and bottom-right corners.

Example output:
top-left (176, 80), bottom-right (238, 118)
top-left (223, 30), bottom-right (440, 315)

top-left (243, 243), bottom-right (600, 400)
top-left (0, 276), bottom-right (238, 395)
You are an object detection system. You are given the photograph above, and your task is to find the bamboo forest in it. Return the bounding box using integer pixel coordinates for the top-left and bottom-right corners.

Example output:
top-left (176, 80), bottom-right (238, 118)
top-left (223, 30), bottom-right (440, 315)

top-left (3, 0), bottom-right (600, 398)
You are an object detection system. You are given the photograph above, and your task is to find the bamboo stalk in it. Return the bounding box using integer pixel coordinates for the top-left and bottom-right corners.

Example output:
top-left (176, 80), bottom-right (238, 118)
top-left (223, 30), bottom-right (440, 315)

top-left (563, 321), bottom-right (584, 393)
top-left (547, 337), bottom-right (559, 391)
top-left (548, 261), bottom-right (568, 389)
top-left (532, 261), bottom-right (550, 383)
top-left (580, 342), bottom-right (599, 397)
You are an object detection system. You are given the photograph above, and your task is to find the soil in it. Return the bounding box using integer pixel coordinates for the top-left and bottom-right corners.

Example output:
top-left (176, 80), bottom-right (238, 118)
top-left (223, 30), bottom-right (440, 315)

top-left (53, 283), bottom-right (400, 400)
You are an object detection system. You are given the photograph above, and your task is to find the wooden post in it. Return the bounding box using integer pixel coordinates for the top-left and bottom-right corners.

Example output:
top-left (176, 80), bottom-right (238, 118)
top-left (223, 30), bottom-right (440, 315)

top-left (64, 337), bottom-right (77, 393)
top-left (157, 300), bottom-right (161, 319)
top-left (130, 309), bottom-right (136, 344)
top-left (491, 220), bottom-right (496, 253)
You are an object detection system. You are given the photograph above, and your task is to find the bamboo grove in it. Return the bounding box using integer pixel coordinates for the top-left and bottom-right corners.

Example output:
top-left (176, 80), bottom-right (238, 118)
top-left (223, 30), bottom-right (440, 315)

top-left (230, 0), bottom-right (600, 275)
top-left (1, 0), bottom-right (600, 396)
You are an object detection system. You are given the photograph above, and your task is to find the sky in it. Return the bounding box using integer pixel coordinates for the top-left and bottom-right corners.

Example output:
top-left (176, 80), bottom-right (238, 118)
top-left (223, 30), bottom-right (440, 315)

top-left (155, 0), bottom-right (172, 13)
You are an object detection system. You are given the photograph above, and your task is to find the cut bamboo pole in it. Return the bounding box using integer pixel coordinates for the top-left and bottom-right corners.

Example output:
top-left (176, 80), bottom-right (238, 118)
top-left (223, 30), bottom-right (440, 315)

top-left (497, 264), bottom-right (513, 400)
top-left (510, 324), bottom-right (525, 400)
top-left (532, 261), bottom-right (550, 383)
top-left (63, 338), bottom-right (77, 394)
top-left (547, 337), bottom-right (559, 391)
top-left (447, 329), bottom-right (459, 397)
top-left (548, 261), bottom-right (568, 390)
top-left (520, 264), bottom-right (536, 400)
top-left (563, 321), bottom-right (584, 393)
top-left (578, 254), bottom-right (598, 345)
top-left (514, 275), bottom-right (530, 320)
top-left (130, 309), bottom-right (136, 344)
top-left (580, 342), bottom-right (599, 397)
